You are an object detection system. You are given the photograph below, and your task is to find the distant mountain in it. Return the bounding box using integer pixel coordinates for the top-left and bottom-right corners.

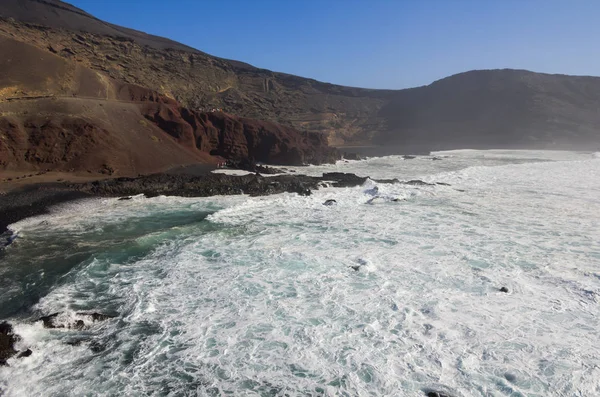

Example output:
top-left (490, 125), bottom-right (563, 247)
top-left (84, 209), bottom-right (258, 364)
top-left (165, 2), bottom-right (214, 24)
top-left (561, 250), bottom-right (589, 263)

top-left (0, 0), bottom-right (599, 177)
top-left (377, 69), bottom-right (600, 149)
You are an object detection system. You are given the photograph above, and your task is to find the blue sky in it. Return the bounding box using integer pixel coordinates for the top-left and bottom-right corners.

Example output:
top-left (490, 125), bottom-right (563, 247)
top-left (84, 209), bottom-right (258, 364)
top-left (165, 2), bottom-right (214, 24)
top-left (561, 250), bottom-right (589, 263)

top-left (68, 0), bottom-right (600, 89)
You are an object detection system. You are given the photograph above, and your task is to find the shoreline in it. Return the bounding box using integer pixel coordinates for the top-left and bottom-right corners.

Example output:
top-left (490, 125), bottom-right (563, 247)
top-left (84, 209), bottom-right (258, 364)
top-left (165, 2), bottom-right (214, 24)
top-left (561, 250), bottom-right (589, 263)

top-left (0, 170), bottom-right (401, 235)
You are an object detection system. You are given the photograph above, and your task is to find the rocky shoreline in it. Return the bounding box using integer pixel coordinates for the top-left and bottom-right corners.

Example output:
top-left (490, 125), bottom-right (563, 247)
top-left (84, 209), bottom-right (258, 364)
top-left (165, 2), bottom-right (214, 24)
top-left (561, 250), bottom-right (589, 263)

top-left (0, 170), bottom-right (402, 236)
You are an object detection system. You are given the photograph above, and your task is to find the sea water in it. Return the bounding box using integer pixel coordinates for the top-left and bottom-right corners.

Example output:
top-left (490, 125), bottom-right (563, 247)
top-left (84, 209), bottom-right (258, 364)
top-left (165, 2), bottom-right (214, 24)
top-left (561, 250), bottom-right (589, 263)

top-left (1, 150), bottom-right (599, 396)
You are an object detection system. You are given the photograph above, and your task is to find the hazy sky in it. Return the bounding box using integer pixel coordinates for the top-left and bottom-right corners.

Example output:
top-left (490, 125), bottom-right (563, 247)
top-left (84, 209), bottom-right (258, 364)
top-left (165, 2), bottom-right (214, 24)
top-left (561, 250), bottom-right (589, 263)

top-left (68, 0), bottom-right (599, 89)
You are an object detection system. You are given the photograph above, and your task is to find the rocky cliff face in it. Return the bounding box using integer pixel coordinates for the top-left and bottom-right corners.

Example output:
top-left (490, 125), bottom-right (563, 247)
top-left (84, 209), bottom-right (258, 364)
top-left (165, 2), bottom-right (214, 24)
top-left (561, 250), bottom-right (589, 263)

top-left (0, 33), bottom-right (338, 175)
top-left (143, 103), bottom-right (339, 165)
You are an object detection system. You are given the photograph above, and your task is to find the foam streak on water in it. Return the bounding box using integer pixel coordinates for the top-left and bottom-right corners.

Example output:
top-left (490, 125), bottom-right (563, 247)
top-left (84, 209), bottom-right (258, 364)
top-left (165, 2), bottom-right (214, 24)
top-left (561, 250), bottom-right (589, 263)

top-left (1, 150), bottom-right (599, 396)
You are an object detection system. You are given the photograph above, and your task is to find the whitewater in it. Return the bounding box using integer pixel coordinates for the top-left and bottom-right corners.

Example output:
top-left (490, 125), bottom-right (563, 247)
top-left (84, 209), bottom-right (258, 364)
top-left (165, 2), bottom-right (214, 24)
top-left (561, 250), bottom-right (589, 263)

top-left (1, 150), bottom-right (599, 396)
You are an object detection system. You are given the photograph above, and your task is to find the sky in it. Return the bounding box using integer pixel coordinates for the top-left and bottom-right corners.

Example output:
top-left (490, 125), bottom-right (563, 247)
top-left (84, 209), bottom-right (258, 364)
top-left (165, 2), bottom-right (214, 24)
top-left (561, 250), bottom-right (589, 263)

top-left (67, 0), bottom-right (600, 89)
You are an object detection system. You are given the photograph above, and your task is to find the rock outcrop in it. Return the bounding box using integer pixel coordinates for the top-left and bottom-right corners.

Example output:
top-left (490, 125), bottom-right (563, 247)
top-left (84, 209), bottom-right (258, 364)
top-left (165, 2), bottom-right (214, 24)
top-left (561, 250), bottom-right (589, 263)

top-left (0, 322), bottom-right (19, 365)
top-left (142, 104), bottom-right (339, 166)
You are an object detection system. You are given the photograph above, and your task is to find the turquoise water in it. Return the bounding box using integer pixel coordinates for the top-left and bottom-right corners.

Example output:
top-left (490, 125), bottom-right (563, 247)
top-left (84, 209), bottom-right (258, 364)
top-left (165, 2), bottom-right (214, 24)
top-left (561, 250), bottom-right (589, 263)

top-left (1, 150), bottom-right (599, 396)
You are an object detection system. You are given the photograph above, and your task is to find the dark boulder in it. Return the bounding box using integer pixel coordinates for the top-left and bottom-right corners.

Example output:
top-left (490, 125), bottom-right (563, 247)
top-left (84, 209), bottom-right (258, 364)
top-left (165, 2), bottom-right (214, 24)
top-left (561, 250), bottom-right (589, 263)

top-left (322, 172), bottom-right (368, 188)
top-left (323, 199), bottom-right (337, 206)
top-left (37, 312), bottom-right (61, 328)
top-left (404, 180), bottom-right (435, 186)
top-left (499, 287), bottom-right (509, 293)
top-left (0, 322), bottom-right (19, 366)
top-left (373, 178), bottom-right (400, 184)
top-left (225, 158), bottom-right (281, 175)
top-left (427, 392), bottom-right (455, 397)
top-left (37, 312), bottom-right (116, 329)
top-left (17, 348), bottom-right (32, 358)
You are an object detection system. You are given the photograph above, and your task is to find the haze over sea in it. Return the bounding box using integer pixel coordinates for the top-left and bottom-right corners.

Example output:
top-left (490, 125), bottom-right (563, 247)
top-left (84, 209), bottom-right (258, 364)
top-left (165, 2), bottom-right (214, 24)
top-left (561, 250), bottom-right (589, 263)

top-left (1, 150), bottom-right (600, 396)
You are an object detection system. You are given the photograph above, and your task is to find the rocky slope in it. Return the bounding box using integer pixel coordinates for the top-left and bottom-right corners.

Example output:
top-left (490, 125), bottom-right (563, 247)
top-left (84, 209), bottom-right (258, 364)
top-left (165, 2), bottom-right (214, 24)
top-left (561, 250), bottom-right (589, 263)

top-left (1, 0), bottom-right (600, 158)
top-left (0, 27), bottom-right (338, 175)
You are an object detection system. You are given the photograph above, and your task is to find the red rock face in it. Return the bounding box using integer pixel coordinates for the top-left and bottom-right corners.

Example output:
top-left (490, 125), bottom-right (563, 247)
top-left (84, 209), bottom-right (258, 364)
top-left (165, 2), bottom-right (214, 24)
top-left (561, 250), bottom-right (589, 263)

top-left (143, 100), bottom-right (339, 166)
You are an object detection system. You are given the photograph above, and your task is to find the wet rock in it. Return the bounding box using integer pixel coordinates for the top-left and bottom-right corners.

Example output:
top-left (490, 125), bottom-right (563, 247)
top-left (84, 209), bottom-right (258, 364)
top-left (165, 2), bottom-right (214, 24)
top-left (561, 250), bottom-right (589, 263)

top-left (225, 158), bottom-right (281, 174)
top-left (435, 182), bottom-right (451, 186)
top-left (118, 196), bottom-right (133, 200)
top-left (322, 172), bottom-right (368, 187)
top-left (504, 372), bottom-right (517, 383)
top-left (426, 392), bottom-right (454, 397)
top-left (17, 348), bottom-right (32, 358)
top-left (499, 287), bottom-right (509, 293)
top-left (0, 322), bottom-right (19, 366)
top-left (349, 266), bottom-right (360, 272)
top-left (37, 312), bottom-right (61, 328)
top-left (37, 312), bottom-right (116, 329)
top-left (323, 199), bottom-right (337, 206)
top-left (404, 180), bottom-right (435, 186)
top-left (373, 178), bottom-right (400, 184)
top-left (73, 320), bottom-right (85, 330)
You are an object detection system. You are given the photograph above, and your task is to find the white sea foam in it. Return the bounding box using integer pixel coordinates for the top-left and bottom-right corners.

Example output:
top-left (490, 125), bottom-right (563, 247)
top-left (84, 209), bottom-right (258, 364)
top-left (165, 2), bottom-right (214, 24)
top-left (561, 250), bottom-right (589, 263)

top-left (2, 150), bottom-right (600, 396)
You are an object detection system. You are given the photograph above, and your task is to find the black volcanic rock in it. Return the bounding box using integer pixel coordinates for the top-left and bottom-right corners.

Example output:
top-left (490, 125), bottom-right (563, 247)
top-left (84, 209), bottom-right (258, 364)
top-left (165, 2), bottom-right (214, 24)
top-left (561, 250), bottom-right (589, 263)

top-left (0, 171), bottom-right (407, 233)
top-left (0, 322), bottom-right (19, 366)
top-left (36, 312), bottom-right (116, 329)
top-left (322, 172), bottom-right (368, 187)
top-left (426, 392), bottom-right (455, 397)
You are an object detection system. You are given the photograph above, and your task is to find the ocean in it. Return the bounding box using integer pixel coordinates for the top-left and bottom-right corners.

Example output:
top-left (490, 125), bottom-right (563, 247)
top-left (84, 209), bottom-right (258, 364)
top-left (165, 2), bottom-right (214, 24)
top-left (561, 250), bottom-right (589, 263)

top-left (1, 150), bottom-right (599, 396)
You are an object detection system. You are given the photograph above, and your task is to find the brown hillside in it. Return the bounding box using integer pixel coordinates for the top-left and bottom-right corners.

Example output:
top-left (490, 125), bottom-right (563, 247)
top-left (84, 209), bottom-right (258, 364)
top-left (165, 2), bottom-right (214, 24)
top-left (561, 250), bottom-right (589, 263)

top-left (0, 97), bottom-right (212, 175)
top-left (0, 34), bottom-right (337, 175)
